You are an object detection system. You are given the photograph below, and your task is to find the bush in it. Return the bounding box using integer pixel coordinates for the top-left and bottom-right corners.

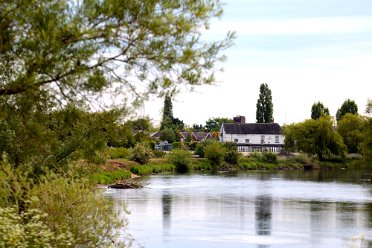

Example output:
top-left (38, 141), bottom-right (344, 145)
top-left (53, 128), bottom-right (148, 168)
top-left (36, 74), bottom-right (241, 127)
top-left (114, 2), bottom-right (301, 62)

top-left (262, 152), bottom-right (278, 163)
top-left (90, 170), bottom-right (131, 184)
top-left (0, 158), bottom-right (127, 247)
top-left (153, 149), bottom-right (166, 158)
top-left (223, 142), bottom-right (240, 164)
top-left (188, 142), bottom-right (198, 151)
top-left (104, 147), bottom-right (130, 159)
top-left (172, 142), bottom-right (187, 150)
top-left (130, 143), bottom-right (153, 164)
top-left (168, 149), bottom-right (192, 173)
top-left (194, 140), bottom-right (214, 158)
top-left (204, 142), bottom-right (226, 169)
top-left (130, 165), bottom-right (153, 176)
top-left (292, 153), bottom-right (312, 164)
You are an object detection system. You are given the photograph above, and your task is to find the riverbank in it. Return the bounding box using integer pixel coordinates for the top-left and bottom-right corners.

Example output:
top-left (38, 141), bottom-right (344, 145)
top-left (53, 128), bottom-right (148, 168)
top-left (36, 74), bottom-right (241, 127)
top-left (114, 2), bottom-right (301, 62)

top-left (85, 153), bottom-right (370, 184)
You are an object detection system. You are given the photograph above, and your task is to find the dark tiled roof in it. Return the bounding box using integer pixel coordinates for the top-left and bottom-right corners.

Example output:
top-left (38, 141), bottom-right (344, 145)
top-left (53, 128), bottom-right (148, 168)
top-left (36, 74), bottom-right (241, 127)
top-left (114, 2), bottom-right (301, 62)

top-left (192, 132), bottom-right (210, 141)
top-left (222, 123), bottom-right (282, 135)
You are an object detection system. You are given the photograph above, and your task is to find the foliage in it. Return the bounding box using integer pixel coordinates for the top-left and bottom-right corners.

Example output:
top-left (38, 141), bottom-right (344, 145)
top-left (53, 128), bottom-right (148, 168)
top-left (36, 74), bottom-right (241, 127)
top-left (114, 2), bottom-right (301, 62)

top-left (0, 159), bottom-right (127, 247)
top-left (152, 150), bottom-right (166, 158)
top-left (159, 128), bottom-right (180, 143)
top-left (292, 153), bottom-right (313, 165)
top-left (168, 149), bottom-right (192, 173)
top-left (361, 118), bottom-right (372, 163)
top-left (90, 170), bottom-right (131, 184)
top-left (194, 140), bottom-right (215, 158)
top-left (336, 99), bottom-right (358, 121)
top-left (223, 142), bottom-right (241, 164)
top-left (129, 143), bottom-right (153, 164)
top-left (0, 0), bottom-right (234, 106)
top-left (366, 99), bottom-right (372, 115)
top-left (262, 152), bottom-right (278, 163)
top-left (103, 147), bottom-right (130, 159)
top-left (192, 124), bottom-right (205, 132)
top-left (172, 142), bottom-right (188, 150)
top-left (205, 117), bottom-right (234, 132)
top-left (284, 116), bottom-right (347, 160)
top-left (0, 207), bottom-right (74, 248)
top-left (256, 83), bottom-right (274, 123)
top-left (188, 142), bottom-right (198, 151)
top-left (204, 142), bottom-right (226, 169)
top-left (337, 113), bottom-right (366, 153)
top-left (311, 101), bottom-right (330, 119)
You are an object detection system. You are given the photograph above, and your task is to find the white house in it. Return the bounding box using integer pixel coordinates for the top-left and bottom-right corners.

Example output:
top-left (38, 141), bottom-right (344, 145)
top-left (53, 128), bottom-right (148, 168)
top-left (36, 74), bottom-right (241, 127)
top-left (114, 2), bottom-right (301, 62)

top-left (220, 123), bottom-right (285, 152)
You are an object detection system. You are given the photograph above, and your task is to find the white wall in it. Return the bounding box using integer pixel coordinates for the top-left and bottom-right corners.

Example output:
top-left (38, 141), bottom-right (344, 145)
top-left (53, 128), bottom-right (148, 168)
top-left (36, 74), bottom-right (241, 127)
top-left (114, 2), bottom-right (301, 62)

top-left (220, 131), bottom-right (284, 145)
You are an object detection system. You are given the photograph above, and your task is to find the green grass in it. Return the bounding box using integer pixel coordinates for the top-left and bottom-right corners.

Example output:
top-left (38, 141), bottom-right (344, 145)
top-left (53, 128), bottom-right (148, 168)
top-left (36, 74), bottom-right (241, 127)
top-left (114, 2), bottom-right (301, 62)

top-left (89, 169), bottom-right (131, 184)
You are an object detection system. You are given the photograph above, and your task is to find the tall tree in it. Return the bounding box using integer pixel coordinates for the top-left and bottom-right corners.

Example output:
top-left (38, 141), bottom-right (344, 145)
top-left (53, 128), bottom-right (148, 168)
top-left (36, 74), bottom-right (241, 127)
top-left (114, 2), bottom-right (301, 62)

top-left (311, 101), bottom-right (330, 119)
top-left (160, 95), bottom-right (174, 130)
top-left (336, 99), bottom-right (358, 121)
top-left (256, 83), bottom-right (274, 123)
top-left (366, 99), bottom-right (372, 115)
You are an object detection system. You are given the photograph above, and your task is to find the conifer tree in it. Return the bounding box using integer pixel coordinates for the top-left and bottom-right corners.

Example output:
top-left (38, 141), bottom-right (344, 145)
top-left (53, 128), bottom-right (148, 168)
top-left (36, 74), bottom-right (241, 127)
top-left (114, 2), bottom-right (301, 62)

top-left (256, 83), bottom-right (274, 123)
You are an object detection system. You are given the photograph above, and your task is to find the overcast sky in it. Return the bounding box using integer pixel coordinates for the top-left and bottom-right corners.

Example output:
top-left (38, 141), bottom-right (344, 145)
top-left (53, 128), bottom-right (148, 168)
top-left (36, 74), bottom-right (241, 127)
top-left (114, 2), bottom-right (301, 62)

top-left (142, 0), bottom-right (372, 127)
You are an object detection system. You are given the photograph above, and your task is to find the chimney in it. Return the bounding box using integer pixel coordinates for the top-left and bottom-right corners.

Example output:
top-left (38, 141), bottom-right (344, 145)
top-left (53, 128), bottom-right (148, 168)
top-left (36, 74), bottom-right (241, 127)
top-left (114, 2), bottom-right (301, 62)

top-left (233, 115), bottom-right (246, 124)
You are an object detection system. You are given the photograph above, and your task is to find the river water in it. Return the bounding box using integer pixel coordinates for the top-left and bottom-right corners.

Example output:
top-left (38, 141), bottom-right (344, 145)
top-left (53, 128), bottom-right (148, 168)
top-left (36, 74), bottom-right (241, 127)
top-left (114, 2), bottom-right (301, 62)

top-left (104, 170), bottom-right (372, 248)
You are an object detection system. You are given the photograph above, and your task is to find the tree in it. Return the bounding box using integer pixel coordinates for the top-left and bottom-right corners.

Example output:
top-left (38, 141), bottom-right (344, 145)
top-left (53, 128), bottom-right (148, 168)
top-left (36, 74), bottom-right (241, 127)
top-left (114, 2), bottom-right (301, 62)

top-left (361, 117), bottom-right (372, 163)
top-left (366, 99), bottom-right (372, 115)
top-left (159, 95), bottom-right (184, 142)
top-left (311, 101), bottom-right (330, 119)
top-left (0, 0), bottom-right (234, 106)
top-left (336, 99), bottom-right (358, 121)
top-left (256, 83), bottom-right (274, 123)
top-left (284, 116), bottom-right (347, 160)
top-left (205, 117), bottom-right (233, 132)
top-left (337, 113), bottom-right (366, 153)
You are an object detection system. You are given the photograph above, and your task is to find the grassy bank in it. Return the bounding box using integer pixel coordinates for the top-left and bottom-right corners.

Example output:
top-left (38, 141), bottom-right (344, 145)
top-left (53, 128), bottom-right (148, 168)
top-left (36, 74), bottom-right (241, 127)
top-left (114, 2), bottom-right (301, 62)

top-left (82, 152), bottom-right (369, 185)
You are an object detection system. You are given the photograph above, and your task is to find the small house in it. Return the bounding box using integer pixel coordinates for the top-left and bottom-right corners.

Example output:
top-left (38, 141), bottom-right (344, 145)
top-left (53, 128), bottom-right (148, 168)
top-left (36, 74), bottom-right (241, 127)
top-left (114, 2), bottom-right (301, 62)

top-left (220, 123), bottom-right (284, 152)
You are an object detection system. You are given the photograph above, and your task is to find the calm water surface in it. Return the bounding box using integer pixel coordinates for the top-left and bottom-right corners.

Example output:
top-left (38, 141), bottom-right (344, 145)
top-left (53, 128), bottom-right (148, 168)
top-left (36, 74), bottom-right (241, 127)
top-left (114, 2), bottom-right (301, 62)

top-left (104, 170), bottom-right (372, 248)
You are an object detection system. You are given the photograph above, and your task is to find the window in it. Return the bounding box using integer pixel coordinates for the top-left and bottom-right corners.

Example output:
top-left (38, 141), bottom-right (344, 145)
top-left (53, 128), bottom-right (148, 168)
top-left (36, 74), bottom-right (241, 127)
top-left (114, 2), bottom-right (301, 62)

top-left (245, 139), bottom-right (250, 144)
top-left (234, 139), bottom-right (238, 143)
top-left (261, 135), bottom-right (265, 144)
top-left (275, 135), bottom-right (279, 143)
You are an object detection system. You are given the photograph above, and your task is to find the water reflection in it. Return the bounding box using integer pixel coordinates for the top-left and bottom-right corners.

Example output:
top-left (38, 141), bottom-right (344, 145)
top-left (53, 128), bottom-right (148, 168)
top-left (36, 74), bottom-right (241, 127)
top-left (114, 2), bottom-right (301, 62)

top-left (106, 172), bottom-right (372, 248)
top-left (162, 190), bottom-right (172, 230)
top-left (255, 195), bottom-right (272, 248)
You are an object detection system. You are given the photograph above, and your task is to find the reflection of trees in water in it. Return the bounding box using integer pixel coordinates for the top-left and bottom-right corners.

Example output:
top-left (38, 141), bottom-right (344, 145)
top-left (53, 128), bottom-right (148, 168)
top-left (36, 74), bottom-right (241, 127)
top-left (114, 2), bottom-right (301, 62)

top-left (255, 195), bottom-right (272, 236)
top-left (162, 191), bottom-right (172, 229)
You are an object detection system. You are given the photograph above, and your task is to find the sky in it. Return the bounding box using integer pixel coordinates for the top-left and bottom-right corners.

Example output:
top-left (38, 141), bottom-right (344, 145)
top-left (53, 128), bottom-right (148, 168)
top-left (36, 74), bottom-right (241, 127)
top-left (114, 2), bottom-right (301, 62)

top-left (142, 0), bottom-right (372, 127)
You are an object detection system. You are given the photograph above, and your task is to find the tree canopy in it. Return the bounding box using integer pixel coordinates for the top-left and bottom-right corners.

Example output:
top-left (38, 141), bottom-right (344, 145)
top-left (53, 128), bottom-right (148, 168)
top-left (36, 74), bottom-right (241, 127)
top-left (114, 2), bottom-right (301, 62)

top-left (336, 113), bottom-right (366, 153)
top-left (205, 117), bottom-right (233, 132)
top-left (336, 99), bottom-right (358, 121)
top-left (284, 116), bottom-right (346, 160)
top-left (256, 83), bottom-right (273, 123)
top-left (311, 101), bottom-right (330, 120)
top-left (0, 0), bottom-right (234, 107)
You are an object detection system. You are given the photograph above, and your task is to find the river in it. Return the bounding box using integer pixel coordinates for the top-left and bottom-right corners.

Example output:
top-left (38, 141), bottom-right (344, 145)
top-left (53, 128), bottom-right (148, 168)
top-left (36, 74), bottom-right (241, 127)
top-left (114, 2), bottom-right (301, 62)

top-left (104, 170), bottom-right (372, 248)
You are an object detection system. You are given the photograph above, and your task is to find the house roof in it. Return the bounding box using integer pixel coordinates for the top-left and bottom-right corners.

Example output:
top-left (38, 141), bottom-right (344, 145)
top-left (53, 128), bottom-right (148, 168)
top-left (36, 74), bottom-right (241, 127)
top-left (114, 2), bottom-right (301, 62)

top-left (192, 132), bottom-right (211, 141)
top-left (222, 123), bottom-right (283, 135)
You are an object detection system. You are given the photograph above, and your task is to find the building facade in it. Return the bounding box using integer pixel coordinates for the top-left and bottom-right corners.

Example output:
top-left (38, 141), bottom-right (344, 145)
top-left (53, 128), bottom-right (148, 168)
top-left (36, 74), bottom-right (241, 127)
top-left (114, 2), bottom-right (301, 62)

top-left (220, 123), bottom-right (285, 152)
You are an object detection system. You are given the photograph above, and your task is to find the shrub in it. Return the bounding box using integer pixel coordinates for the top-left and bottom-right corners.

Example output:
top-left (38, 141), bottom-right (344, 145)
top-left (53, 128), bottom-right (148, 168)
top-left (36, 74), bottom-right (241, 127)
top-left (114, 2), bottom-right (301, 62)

top-left (130, 143), bottom-right (153, 164)
top-left (0, 159), bottom-right (127, 247)
top-left (90, 170), bottom-right (131, 184)
top-left (292, 153), bottom-right (312, 164)
top-left (262, 152), bottom-right (278, 163)
top-left (172, 142), bottom-right (187, 150)
top-left (104, 147), bottom-right (130, 159)
top-left (194, 140), bottom-right (214, 158)
top-left (153, 149), bottom-right (166, 158)
top-left (204, 142), bottom-right (226, 169)
top-left (168, 149), bottom-right (192, 173)
top-left (188, 142), bottom-right (198, 151)
top-left (223, 142), bottom-right (240, 164)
